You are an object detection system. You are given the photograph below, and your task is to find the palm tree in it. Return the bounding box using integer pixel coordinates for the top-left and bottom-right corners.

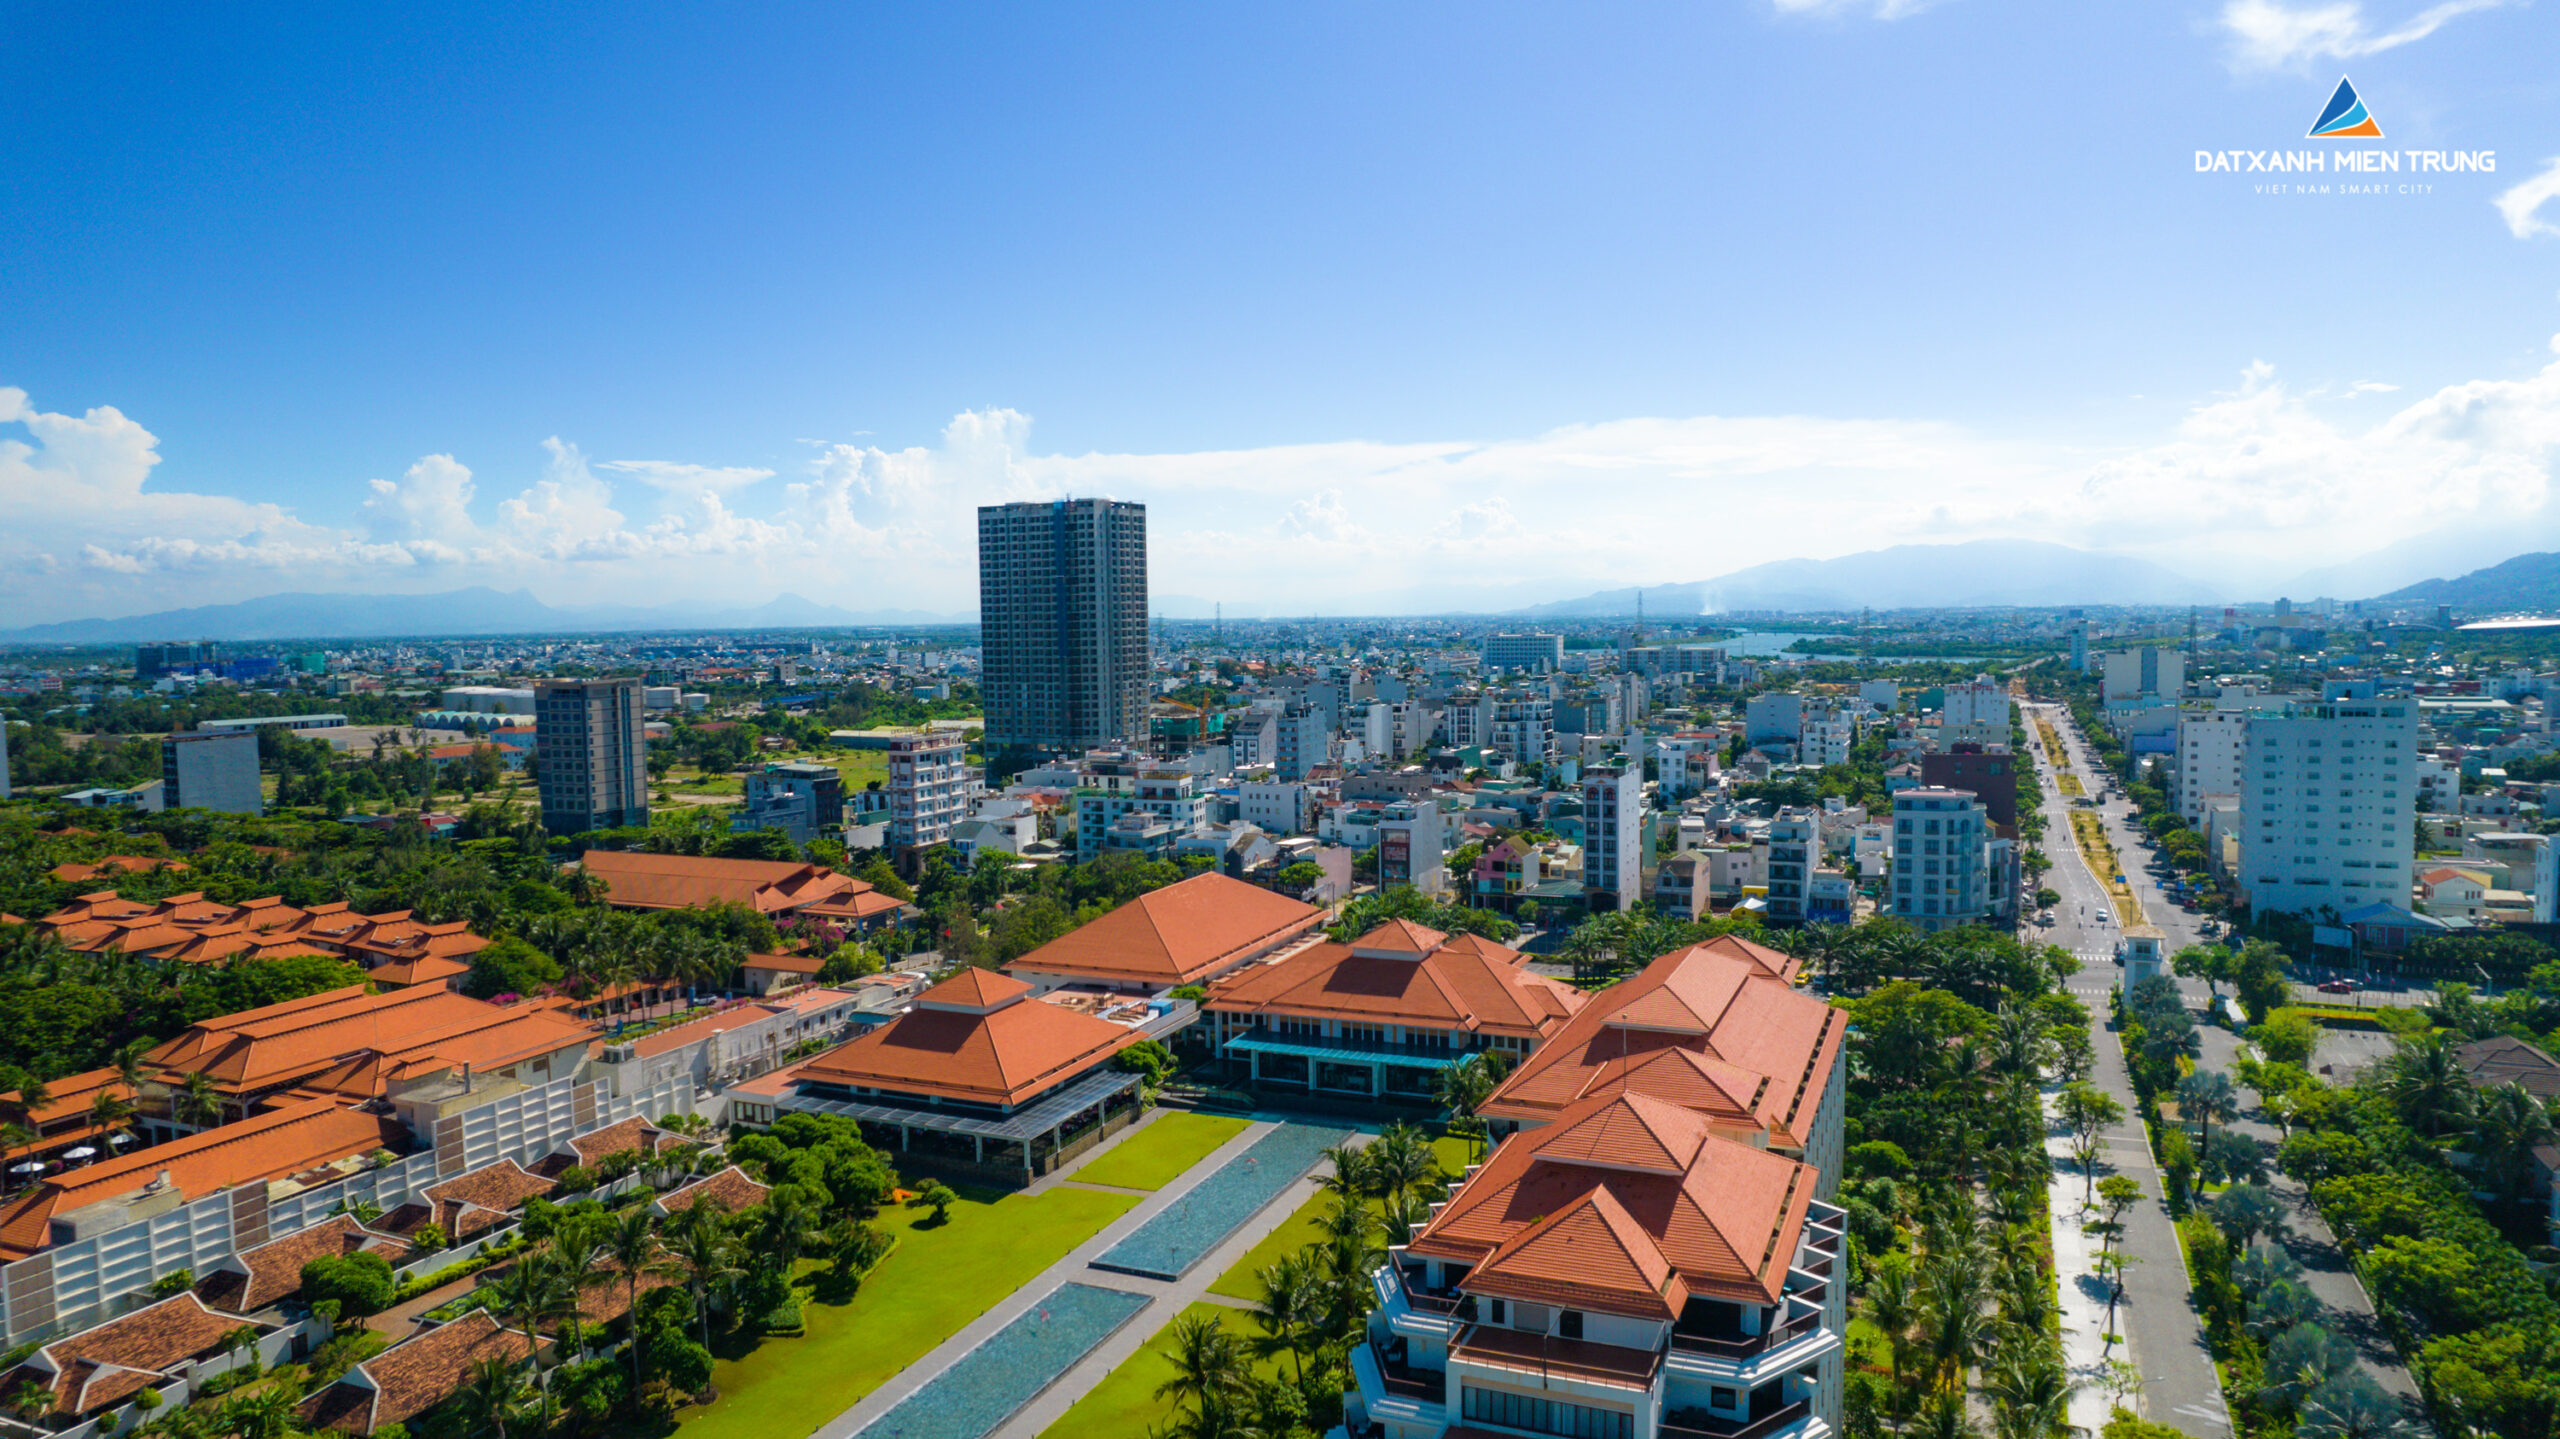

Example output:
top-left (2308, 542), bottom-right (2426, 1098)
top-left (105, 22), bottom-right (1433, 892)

top-left (1250, 1251), bottom-right (1321, 1386)
top-left (1913, 1391), bottom-right (1981, 1439)
top-left (2388, 1032), bottom-right (2474, 1143)
top-left (84, 1089), bottom-right (136, 1147)
top-left (1154, 1313), bottom-right (1252, 1438)
top-left (1921, 1248), bottom-right (1997, 1394)
top-left (491, 1247), bottom-right (578, 1419)
top-left (1366, 1123), bottom-right (1441, 1218)
top-left (664, 1202), bottom-right (743, 1346)
top-left (1989, 1004), bottom-right (2047, 1078)
top-left (173, 1072), bottom-right (223, 1130)
top-left (600, 1208), bottom-right (665, 1387)
top-left (216, 1388), bottom-right (296, 1439)
top-left (2177, 1069), bottom-right (2239, 1158)
top-left (1982, 1348), bottom-right (2077, 1439)
top-left (1864, 1252), bottom-right (1919, 1390)
top-left (1318, 1143), bottom-right (1372, 1207)
top-left (4, 1075), bottom-right (48, 1131)
top-left (1432, 1056), bottom-right (1497, 1160)
top-left (753, 1182), bottom-right (828, 1272)
top-left (461, 1356), bottom-right (530, 1439)
top-left (2474, 1082), bottom-right (2557, 1214)
top-left (1317, 1202), bottom-right (1385, 1333)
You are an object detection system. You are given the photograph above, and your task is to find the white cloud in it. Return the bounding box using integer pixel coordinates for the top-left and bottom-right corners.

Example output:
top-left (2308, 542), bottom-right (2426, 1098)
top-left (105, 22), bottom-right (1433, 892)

top-left (2496, 157), bottom-right (2560, 239)
top-left (598, 460), bottom-right (776, 494)
top-left (2218, 0), bottom-right (2505, 69)
top-left (13, 338), bottom-right (2560, 622)
top-left (1769, 0), bottom-right (1938, 18)
top-left (361, 454), bottom-right (479, 555)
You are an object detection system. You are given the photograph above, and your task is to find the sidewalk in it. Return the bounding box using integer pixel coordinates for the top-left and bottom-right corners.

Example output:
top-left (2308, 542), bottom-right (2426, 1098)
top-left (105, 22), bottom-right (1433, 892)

top-left (2044, 1085), bottom-right (2124, 1437)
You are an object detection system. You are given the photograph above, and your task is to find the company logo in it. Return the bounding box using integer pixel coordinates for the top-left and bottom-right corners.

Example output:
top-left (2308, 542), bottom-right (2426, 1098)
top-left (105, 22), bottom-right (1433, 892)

top-left (2195, 74), bottom-right (2489, 183)
top-left (2308, 77), bottom-right (2382, 139)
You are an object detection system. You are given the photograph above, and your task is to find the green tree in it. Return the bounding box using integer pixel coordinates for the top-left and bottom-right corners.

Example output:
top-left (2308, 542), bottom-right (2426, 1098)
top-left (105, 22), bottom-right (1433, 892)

top-left (904, 1181), bottom-right (958, 1225)
top-left (300, 1251), bottom-right (395, 1316)
top-left (1154, 1312), bottom-right (1253, 1438)
top-left (2253, 1009), bottom-right (2318, 1067)
top-left (2059, 1083), bottom-right (2125, 1202)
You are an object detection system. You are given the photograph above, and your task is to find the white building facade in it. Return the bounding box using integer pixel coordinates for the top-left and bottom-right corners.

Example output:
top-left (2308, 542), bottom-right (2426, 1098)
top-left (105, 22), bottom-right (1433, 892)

top-left (2238, 697), bottom-right (2418, 918)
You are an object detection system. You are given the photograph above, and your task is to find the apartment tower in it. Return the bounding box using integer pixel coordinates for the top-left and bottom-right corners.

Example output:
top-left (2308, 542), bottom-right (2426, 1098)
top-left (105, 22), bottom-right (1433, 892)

top-left (534, 677), bottom-right (649, 834)
top-left (977, 499), bottom-right (1149, 755)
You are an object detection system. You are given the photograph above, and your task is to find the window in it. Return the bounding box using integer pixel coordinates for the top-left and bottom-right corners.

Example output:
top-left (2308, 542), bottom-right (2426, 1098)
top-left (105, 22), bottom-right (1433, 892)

top-left (1461, 1387), bottom-right (1633, 1439)
top-left (1711, 1387), bottom-right (1741, 1411)
top-left (1559, 1310), bottom-right (1583, 1340)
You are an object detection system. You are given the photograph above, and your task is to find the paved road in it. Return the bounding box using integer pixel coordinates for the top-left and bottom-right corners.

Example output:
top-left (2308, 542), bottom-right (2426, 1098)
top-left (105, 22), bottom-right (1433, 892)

top-left (2029, 703), bottom-right (2432, 1434)
top-left (2025, 704), bottom-right (2230, 1435)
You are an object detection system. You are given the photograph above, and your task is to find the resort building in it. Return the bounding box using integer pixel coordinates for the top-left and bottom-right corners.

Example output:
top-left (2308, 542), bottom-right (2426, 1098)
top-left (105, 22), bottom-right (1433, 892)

top-left (1479, 936), bottom-right (1848, 1191)
top-left (1202, 921), bottom-right (1584, 1105)
top-left (1356, 1091), bottom-right (1847, 1439)
top-left (778, 969), bottom-right (1148, 1185)
top-left (575, 850), bottom-right (910, 931)
top-left (1002, 871), bottom-right (1323, 995)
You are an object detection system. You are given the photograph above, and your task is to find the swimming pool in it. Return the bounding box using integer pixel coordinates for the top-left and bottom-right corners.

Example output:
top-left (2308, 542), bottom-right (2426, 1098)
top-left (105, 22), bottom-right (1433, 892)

top-left (849, 1281), bottom-right (1151, 1439)
top-left (1090, 1122), bottom-right (1351, 1281)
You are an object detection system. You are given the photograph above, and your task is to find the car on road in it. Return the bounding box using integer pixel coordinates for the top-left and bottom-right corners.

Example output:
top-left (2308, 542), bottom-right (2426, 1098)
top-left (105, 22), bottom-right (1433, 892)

top-left (2318, 978), bottom-right (2356, 994)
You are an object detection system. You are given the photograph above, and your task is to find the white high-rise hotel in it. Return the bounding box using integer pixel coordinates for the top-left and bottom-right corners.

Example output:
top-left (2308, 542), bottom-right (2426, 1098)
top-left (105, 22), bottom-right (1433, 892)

top-left (2239, 696), bottom-right (2418, 917)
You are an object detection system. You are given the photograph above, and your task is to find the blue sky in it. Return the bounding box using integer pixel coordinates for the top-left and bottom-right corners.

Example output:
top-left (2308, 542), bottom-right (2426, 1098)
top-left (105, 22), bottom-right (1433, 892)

top-left (4, 0), bottom-right (2558, 621)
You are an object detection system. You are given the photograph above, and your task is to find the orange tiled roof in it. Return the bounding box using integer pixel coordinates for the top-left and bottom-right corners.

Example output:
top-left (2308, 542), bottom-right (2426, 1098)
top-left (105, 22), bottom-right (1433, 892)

top-left (564, 1117), bottom-right (675, 1166)
top-left (300, 1311), bottom-right (536, 1435)
top-left (368, 955), bottom-right (470, 989)
top-left (794, 969), bottom-right (1138, 1108)
top-left (47, 856), bottom-right (187, 883)
top-left (656, 1165), bottom-right (770, 1216)
top-left (146, 984), bottom-right (596, 1100)
top-left (1002, 873), bottom-right (1323, 988)
top-left (1202, 924), bottom-right (1583, 1042)
top-left (196, 1214), bottom-right (410, 1314)
top-left (1468, 1187), bottom-right (1689, 1321)
top-left (6, 1293), bottom-right (252, 1418)
top-left (1479, 943), bottom-right (1844, 1150)
top-left (1, 1065), bottom-right (132, 1131)
top-left (1410, 1091), bottom-right (1815, 1307)
top-left (577, 851), bottom-right (887, 917)
top-left (0, 1098), bottom-right (407, 1260)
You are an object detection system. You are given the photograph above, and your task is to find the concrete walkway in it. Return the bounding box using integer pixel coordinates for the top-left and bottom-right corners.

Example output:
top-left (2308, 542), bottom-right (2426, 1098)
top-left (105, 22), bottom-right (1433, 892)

top-left (813, 1115), bottom-right (1358, 1439)
top-left (2044, 1085), bottom-right (2129, 1437)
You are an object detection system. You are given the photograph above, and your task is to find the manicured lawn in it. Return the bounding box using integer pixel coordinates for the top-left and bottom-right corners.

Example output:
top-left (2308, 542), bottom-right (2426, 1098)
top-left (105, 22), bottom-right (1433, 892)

top-left (676, 1183), bottom-right (1140, 1439)
top-left (1072, 1112), bottom-right (1250, 1191)
top-left (1204, 1134), bottom-right (1474, 1302)
top-left (1034, 1302), bottom-right (1289, 1439)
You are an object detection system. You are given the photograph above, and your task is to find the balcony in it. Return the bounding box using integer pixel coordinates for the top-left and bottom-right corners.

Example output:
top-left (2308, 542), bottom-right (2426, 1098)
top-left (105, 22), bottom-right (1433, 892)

top-left (1667, 1311), bottom-right (1822, 1359)
top-left (1364, 1340), bottom-right (1445, 1401)
top-left (1658, 1399), bottom-right (1813, 1439)
top-left (1451, 1324), bottom-right (1660, 1392)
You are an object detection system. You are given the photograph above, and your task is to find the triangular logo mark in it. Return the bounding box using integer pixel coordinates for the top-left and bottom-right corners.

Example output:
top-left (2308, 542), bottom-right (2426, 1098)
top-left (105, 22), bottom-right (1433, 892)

top-left (2309, 77), bottom-right (2383, 139)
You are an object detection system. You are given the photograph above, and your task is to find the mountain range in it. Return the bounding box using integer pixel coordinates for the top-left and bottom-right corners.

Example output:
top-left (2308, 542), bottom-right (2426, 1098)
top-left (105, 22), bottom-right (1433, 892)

top-left (16, 542), bottom-right (2560, 643)
top-left (0, 588), bottom-right (968, 644)
top-left (1522, 540), bottom-right (2215, 615)
top-left (2375, 551), bottom-right (2560, 612)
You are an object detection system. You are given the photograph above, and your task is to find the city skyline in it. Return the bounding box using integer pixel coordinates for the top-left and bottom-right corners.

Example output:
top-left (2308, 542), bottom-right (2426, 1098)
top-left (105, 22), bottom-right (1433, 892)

top-left (5, 2), bottom-right (2558, 624)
